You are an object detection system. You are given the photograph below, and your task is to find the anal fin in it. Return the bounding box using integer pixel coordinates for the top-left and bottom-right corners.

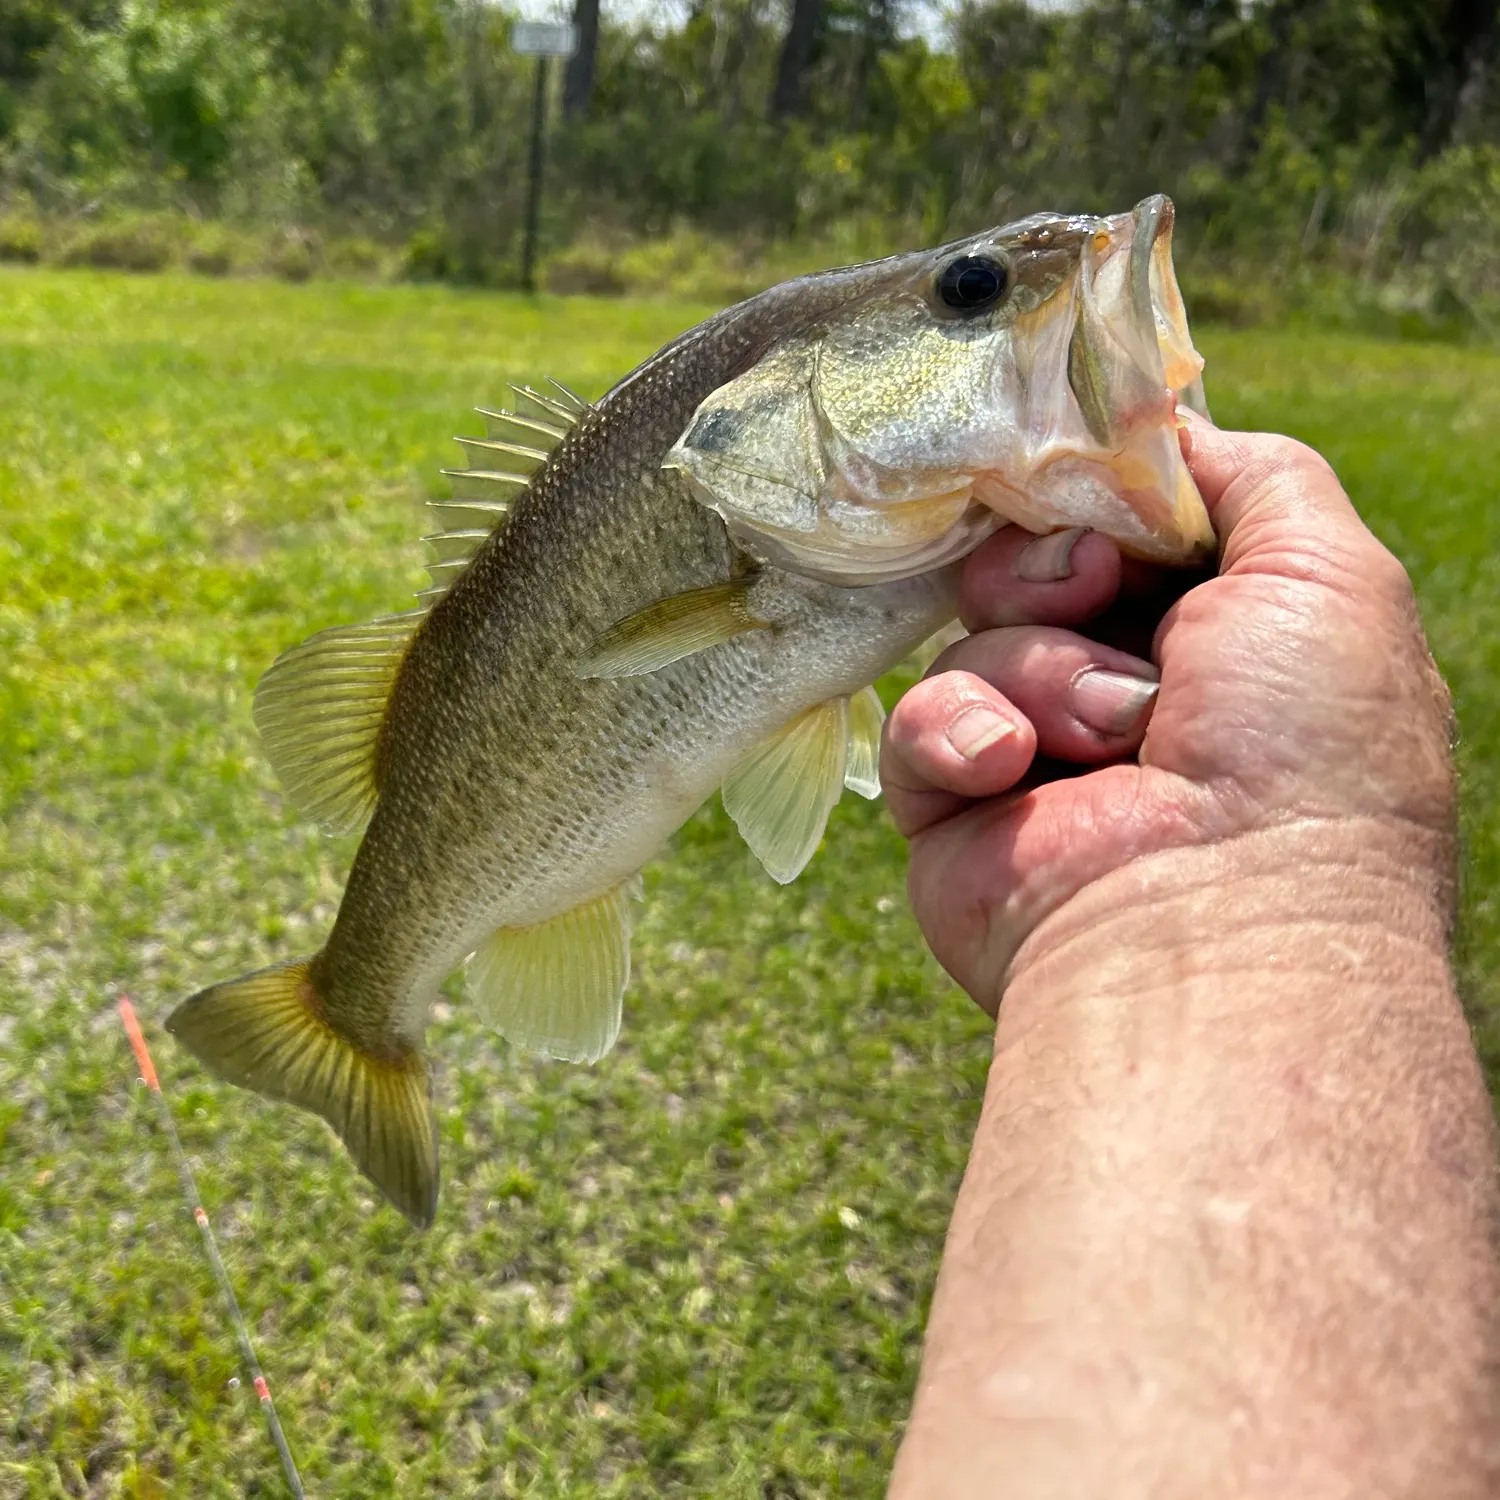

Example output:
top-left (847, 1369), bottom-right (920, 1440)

top-left (166, 957), bottom-right (439, 1228)
top-left (577, 580), bottom-right (770, 679)
top-left (723, 698), bottom-right (848, 884)
top-left (468, 876), bottom-right (642, 1064)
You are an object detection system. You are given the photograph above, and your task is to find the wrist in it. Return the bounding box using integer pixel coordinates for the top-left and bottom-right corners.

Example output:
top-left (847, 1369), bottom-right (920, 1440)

top-left (1000, 814), bottom-right (1457, 1019)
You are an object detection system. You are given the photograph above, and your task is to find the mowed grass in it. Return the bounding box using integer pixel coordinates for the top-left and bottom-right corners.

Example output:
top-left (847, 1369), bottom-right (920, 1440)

top-left (2, 267), bottom-right (1498, 1499)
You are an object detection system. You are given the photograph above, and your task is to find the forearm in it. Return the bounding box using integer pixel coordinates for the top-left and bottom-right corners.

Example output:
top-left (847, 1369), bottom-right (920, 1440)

top-left (892, 823), bottom-right (1500, 1500)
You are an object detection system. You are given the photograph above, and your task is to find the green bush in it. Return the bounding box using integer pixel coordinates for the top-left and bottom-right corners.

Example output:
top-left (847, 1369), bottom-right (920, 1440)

top-left (264, 227), bottom-right (317, 282)
top-left (184, 221), bottom-right (249, 276)
top-left (1177, 271), bottom-right (1287, 330)
top-left (541, 225), bottom-right (846, 302)
top-left (1384, 146), bottom-right (1500, 304)
top-left (540, 236), bottom-right (628, 295)
top-left (324, 235), bottom-right (389, 280)
top-left (614, 228), bottom-right (766, 303)
top-left (399, 226), bottom-right (454, 283)
top-left (0, 215), bottom-right (44, 264)
top-left (55, 214), bottom-right (180, 273)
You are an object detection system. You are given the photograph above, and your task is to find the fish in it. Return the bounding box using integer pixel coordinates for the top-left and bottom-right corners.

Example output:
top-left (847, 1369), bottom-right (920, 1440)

top-left (167, 194), bottom-right (1215, 1228)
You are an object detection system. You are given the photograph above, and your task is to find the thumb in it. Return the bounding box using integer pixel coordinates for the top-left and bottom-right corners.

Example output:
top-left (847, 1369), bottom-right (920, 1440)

top-left (1176, 409), bottom-right (1369, 574)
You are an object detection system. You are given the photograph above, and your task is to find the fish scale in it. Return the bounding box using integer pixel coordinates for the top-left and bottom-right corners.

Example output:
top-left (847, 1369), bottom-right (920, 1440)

top-left (168, 197), bottom-right (1215, 1227)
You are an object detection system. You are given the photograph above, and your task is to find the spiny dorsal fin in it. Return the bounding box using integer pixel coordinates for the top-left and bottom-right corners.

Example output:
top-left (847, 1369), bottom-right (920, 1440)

top-left (517, 378), bottom-right (590, 421)
top-left (576, 580), bottom-right (770, 679)
top-left (845, 686), bottom-right (885, 800)
top-left (723, 698), bottom-right (849, 884)
top-left (421, 380), bottom-right (592, 607)
top-left (467, 875), bottom-right (642, 1064)
top-left (253, 611), bottom-right (422, 835)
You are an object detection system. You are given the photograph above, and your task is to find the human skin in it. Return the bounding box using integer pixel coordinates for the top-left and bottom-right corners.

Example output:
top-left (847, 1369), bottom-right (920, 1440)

top-left (882, 415), bottom-right (1500, 1499)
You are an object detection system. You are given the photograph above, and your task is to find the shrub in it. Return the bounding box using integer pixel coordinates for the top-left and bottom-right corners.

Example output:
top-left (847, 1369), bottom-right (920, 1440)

top-left (399, 227), bottom-right (452, 283)
top-left (0, 216), bottom-right (45, 264)
top-left (184, 222), bottom-right (250, 276)
top-left (324, 235), bottom-right (390, 280)
top-left (56, 214), bottom-right (180, 272)
top-left (1177, 271), bottom-right (1286, 329)
top-left (541, 237), bottom-right (628, 295)
top-left (265, 227), bottom-right (318, 282)
top-left (543, 226), bottom-right (792, 301)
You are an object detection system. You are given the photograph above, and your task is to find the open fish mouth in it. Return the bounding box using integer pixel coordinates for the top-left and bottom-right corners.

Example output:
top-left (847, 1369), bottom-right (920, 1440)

top-left (992, 192), bottom-right (1217, 564)
top-left (665, 197), bottom-right (1217, 587)
top-left (1069, 194), bottom-right (1208, 442)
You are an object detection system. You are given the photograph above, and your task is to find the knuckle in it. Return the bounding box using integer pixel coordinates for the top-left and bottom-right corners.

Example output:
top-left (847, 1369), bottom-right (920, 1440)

top-left (926, 669), bottom-right (993, 720)
top-left (1369, 543), bottom-right (1416, 607)
top-left (1258, 437), bottom-right (1342, 503)
top-left (1242, 431), bottom-right (1330, 480)
top-left (1274, 436), bottom-right (1338, 483)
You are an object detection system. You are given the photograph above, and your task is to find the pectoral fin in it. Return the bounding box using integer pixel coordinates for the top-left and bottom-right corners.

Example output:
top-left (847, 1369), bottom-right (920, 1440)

top-left (723, 699), bottom-right (848, 884)
top-left (844, 686), bottom-right (885, 800)
top-left (576, 580), bottom-right (770, 679)
top-left (468, 876), bottom-right (642, 1064)
top-left (253, 612), bottom-right (422, 835)
top-left (907, 619), bottom-right (968, 675)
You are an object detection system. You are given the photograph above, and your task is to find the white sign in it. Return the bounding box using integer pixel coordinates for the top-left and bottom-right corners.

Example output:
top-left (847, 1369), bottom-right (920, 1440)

top-left (512, 20), bottom-right (578, 55)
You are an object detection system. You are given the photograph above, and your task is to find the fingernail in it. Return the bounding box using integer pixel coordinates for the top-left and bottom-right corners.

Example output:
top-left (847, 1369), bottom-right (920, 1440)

top-left (1016, 527), bottom-right (1087, 584)
top-left (947, 706), bottom-right (1017, 761)
top-left (1071, 667), bottom-right (1159, 736)
top-left (1174, 405), bottom-right (1197, 461)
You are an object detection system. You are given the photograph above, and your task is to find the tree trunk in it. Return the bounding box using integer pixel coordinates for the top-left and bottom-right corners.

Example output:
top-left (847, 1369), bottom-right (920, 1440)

top-left (1419, 0), bottom-right (1499, 157)
top-left (563, 0), bottom-right (601, 120)
top-left (1237, 0), bottom-right (1300, 170)
top-left (849, 0), bottom-right (892, 129)
top-left (721, 0), bottom-right (762, 129)
top-left (771, 0), bottom-right (822, 119)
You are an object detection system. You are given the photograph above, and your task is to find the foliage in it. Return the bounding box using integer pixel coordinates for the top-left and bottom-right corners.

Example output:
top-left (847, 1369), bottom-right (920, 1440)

top-left (55, 209), bottom-right (179, 270)
top-left (0, 0), bottom-right (1496, 298)
top-left (0, 209), bottom-right (43, 262)
top-left (3, 266), bottom-right (1499, 1494)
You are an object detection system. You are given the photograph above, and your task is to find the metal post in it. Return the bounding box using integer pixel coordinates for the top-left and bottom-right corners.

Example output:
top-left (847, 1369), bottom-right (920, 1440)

top-left (521, 55), bottom-right (549, 294)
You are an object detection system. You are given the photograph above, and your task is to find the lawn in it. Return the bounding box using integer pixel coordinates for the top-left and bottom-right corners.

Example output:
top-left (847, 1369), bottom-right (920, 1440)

top-left (2, 267), bottom-right (1498, 1498)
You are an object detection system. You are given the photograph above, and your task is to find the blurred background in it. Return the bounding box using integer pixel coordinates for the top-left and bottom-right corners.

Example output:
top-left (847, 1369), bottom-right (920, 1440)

top-left (1, 0), bottom-right (1497, 329)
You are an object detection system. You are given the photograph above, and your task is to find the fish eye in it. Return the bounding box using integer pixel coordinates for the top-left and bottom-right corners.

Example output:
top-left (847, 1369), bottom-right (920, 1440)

top-left (936, 254), bottom-right (1008, 314)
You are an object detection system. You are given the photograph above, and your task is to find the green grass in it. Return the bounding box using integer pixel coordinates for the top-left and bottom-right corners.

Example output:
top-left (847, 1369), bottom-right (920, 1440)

top-left (1, 267), bottom-right (1498, 1498)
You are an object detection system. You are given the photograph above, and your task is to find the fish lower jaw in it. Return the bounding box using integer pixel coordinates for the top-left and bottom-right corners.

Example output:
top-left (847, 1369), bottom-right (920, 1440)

top-left (972, 439), bottom-right (1212, 564)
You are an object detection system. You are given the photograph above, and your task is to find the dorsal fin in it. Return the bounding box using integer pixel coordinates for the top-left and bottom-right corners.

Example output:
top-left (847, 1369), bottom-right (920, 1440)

top-left (420, 380), bottom-right (593, 607)
top-left (253, 612), bottom-right (423, 834)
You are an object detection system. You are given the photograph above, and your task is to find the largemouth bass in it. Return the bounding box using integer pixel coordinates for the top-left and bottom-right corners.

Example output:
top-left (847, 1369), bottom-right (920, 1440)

top-left (169, 195), bottom-right (1214, 1227)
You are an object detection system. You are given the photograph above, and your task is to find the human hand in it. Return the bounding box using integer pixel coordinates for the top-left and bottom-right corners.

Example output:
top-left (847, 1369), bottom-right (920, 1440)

top-left (882, 414), bottom-right (1458, 1013)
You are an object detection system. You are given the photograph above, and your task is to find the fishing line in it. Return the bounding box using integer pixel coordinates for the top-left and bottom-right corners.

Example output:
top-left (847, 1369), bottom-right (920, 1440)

top-left (117, 996), bottom-right (306, 1499)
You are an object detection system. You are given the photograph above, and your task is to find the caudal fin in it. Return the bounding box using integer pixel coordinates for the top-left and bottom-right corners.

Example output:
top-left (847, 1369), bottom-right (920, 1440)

top-left (166, 957), bottom-right (439, 1228)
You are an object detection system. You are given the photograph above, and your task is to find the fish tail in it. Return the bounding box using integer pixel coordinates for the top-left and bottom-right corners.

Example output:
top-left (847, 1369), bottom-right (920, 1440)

top-left (166, 956), bottom-right (439, 1228)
